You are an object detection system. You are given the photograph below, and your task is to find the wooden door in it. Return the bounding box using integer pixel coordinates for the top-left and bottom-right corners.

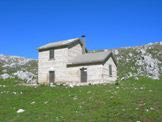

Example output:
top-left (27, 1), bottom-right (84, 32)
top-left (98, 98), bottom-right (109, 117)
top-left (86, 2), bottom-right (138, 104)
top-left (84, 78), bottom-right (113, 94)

top-left (49, 71), bottom-right (55, 83)
top-left (80, 68), bottom-right (87, 83)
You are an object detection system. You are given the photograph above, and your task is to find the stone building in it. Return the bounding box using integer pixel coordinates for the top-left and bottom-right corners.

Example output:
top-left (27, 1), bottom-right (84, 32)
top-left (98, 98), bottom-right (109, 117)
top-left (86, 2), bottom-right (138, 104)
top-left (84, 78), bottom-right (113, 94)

top-left (38, 36), bottom-right (117, 86)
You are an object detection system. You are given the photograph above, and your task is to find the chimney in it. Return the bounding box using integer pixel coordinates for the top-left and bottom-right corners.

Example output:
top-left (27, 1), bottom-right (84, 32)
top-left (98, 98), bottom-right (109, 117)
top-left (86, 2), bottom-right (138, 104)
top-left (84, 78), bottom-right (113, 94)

top-left (81, 35), bottom-right (86, 54)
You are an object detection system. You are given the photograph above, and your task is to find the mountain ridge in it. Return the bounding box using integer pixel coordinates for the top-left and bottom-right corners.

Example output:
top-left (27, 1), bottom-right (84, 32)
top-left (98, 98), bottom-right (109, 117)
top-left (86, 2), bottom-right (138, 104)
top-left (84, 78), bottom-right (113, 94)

top-left (0, 41), bottom-right (161, 84)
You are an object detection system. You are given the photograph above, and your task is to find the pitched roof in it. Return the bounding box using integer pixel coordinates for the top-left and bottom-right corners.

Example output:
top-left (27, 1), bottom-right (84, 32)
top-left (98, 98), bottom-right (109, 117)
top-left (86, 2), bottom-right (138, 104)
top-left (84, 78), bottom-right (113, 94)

top-left (67, 51), bottom-right (117, 66)
top-left (38, 38), bottom-right (80, 51)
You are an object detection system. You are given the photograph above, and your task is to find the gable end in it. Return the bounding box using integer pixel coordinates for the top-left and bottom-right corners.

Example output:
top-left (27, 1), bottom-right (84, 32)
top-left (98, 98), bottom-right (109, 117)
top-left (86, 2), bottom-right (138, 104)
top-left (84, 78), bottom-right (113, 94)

top-left (103, 52), bottom-right (117, 66)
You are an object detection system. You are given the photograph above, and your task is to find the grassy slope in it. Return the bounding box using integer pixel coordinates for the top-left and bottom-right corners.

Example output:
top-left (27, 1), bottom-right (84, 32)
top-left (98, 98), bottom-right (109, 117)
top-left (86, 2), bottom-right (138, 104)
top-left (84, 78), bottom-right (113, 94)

top-left (0, 79), bottom-right (162, 122)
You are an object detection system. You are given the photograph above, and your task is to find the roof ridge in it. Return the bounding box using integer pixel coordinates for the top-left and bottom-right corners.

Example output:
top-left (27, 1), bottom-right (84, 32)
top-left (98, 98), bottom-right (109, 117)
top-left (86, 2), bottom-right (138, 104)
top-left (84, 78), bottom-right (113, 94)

top-left (38, 38), bottom-right (80, 51)
top-left (84, 50), bottom-right (111, 55)
top-left (51, 37), bottom-right (79, 43)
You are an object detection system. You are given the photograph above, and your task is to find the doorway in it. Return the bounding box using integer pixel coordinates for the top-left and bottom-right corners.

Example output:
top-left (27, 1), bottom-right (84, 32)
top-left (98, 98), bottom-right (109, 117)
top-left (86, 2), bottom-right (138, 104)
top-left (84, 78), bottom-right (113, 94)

top-left (49, 71), bottom-right (55, 83)
top-left (80, 68), bottom-right (87, 83)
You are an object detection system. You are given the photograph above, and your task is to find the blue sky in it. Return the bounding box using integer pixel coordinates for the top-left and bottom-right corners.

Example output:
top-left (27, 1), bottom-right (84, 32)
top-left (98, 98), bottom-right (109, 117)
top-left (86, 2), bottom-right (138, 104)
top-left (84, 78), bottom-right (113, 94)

top-left (0, 0), bottom-right (162, 59)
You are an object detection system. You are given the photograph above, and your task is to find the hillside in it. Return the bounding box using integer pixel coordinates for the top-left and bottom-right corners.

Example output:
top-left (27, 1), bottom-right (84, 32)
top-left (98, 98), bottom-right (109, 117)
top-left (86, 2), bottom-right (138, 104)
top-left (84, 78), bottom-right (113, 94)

top-left (113, 42), bottom-right (162, 80)
top-left (0, 42), bottom-right (162, 121)
top-left (0, 42), bottom-right (162, 84)
top-left (0, 55), bottom-right (37, 84)
top-left (90, 41), bottom-right (162, 80)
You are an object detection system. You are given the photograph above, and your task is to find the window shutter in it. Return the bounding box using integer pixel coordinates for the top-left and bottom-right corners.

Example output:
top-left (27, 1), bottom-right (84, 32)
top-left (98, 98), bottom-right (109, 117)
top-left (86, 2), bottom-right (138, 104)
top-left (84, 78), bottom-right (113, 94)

top-left (49, 50), bottom-right (54, 59)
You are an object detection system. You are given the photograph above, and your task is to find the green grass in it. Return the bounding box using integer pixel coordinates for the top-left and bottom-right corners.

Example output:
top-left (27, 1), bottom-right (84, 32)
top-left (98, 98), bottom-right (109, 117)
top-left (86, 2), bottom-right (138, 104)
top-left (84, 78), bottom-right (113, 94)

top-left (0, 78), bottom-right (162, 122)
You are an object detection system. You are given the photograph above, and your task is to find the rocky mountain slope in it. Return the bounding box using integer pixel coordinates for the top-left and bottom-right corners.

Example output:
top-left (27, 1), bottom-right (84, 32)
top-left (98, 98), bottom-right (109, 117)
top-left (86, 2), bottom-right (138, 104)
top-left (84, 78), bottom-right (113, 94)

top-left (0, 55), bottom-right (37, 84)
top-left (112, 42), bottom-right (162, 80)
top-left (0, 42), bottom-right (161, 84)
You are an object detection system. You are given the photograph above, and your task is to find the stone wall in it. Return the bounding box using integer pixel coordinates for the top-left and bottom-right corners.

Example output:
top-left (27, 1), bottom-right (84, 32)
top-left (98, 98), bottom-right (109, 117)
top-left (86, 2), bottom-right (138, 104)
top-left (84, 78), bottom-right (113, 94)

top-left (38, 43), bottom-right (83, 84)
top-left (102, 57), bottom-right (117, 83)
top-left (66, 64), bottom-right (103, 84)
top-left (66, 59), bottom-right (117, 85)
top-left (38, 48), bottom-right (69, 84)
top-left (68, 43), bottom-right (82, 61)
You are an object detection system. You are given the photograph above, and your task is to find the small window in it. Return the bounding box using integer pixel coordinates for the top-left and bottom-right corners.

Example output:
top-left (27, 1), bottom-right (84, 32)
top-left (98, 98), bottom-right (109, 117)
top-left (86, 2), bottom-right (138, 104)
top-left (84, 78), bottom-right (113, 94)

top-left (49, 49), bottom-right (54, 60)
top-left (109, 65), bottom-right (112, 77)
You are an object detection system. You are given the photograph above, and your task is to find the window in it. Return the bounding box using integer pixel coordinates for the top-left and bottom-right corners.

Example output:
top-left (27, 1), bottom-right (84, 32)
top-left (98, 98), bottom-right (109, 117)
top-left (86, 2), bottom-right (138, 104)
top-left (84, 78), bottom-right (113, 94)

top-left (109, 65), bottom-right (112, 77)
top-left (49, 49), bottom-right (54, 60)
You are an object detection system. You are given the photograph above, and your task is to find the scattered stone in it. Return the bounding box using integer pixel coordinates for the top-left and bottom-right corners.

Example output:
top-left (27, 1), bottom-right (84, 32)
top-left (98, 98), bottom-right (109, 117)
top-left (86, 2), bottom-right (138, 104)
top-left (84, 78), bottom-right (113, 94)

top-left (44, 101), bottom-right (48, 104)
top-left (0, 85), bottom-right (6, 87)
top-left (87, 91), bottom-right (91, 94)
top-left (31, 101), bottom-right (35, 104)
top-left (16, 109), bottom-right (25, 113)
top-left (140, 49), bottom-right (146, 54)
top-left (145, 109), bottom-right (149, 112)
top-left (73, 96), bottom-right (78, 100)
top-left (114, 50), bottom-right (119, 55)
top-left (150, 107), bottom-right (154, 110)
top-left (13, 71), bottom-right (37, 84)
top-left (13, 92), bottom-right (17, 95)
top-left (121, 77), bottom-right (125, 81)
top-left (49, 83), bottom-right (56, 87)
top-left (128, 53), bottom-right (133, 57)
top-left (135, 108), bottom-right (139, 110)
top-left (134, 77), bottom-right (139, 80)
top-left (69, 84), bottom-right (74, 88)
top-left (0, 73), bottom-right (12, 79)
top-left (140, 87), bottom-right (144, 90)
top-left (149, 90), bottom-right (152, 92)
